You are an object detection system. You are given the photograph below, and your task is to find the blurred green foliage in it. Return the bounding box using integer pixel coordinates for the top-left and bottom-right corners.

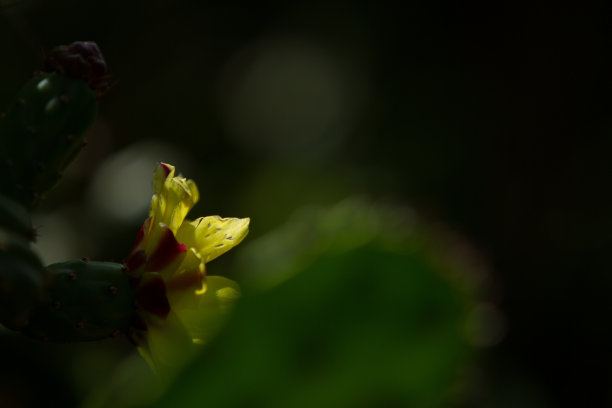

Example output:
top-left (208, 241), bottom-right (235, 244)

top-left (150, 200), bottom-right (478, 408)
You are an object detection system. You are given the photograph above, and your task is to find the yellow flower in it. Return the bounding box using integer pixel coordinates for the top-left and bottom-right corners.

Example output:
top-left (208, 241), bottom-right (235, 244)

top-left (125, 163), bottom-right (249, 375)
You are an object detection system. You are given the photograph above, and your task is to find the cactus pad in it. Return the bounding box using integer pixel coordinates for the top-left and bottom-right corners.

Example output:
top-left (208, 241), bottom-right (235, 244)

top-left (0, 228), bottom-right (46, 330)
top-left (0, 41), bottom-right (108, 208)
top-left (0, 72), bottom-right (98, 207)
top-left (19, 259), bottom-right (136, 342)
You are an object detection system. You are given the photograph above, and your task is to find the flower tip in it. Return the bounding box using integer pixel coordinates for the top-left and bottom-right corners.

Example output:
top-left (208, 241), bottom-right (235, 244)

top-left (153, 163), bottom-right (176, 194)
top-left (232, 217), bottom-right (250, 242)
top-left (158, 162), bottom-right (174, 177)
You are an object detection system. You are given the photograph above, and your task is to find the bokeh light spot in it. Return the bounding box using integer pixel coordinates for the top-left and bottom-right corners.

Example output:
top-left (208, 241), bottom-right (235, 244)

top-left (220, 38), bottom-right (358, 159)
top-left (87, 142), bottom-right (189, 223)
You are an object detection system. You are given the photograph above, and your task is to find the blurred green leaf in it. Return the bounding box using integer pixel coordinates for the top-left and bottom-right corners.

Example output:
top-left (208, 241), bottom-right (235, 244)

top-left (153, 200), bottom-right (478, 407)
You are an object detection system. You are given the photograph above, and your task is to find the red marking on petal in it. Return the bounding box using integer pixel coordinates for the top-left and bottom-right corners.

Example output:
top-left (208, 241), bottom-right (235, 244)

top-left (159, 162), bottom-right (172, 178)
top-left (136, 275), bottom-right (170, 318)
top-left (128, 218), bottom-right (149, 255)
top-left (130, 314), bottom-right (147, 331)
top-left (166, 270), bottom-right (204, 292)
top-left (125, 249), bottom-right (146, 272)
top-left (146, 227), bottom-right (187, 272)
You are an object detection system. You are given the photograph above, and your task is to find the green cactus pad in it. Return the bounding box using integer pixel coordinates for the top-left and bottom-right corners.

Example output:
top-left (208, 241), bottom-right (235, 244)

top-left (0, 194), bottom-right (35, 241)
top-left (0, 72), bottom-right (98, 208)
top-left (0, 228), bottom-right (46, 330)
top-left (19, 259), bottom-right (136, 342)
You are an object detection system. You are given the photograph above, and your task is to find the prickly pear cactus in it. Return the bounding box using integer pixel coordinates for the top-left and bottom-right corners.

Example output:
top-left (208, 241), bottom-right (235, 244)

top-left (0, 41), bottom-right (108, 209)
top-left (0, 41), bottom-right (138, 344)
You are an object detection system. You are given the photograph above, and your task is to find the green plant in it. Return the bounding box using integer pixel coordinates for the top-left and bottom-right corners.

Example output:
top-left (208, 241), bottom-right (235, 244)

top-left (0, 42), bottom-right (248, 370)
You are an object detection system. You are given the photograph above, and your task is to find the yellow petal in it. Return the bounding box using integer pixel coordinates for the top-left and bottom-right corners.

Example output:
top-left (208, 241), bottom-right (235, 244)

top-left (139, 311), bottom-right (195, 379)
top-left (167, 276), bottom-right (241, 345)
top-left (154, 178), bottom-right (199, 232)
top-left (164, 248), bottom-right (205, 291)
top-left (176, 216), bottom-right (250, 263)
top-left (146, 164), bottom-right (200, 256)
top-left (152, 163), bottom-right (175, 194)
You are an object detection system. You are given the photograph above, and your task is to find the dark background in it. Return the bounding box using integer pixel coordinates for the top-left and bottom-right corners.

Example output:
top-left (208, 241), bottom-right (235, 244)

top-left (1, 1), bottom-right (610, 406)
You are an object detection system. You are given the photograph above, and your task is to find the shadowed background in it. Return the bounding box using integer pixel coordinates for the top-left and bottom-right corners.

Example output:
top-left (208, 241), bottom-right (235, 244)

top-left (0, 1), bottom-right (609, 406)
